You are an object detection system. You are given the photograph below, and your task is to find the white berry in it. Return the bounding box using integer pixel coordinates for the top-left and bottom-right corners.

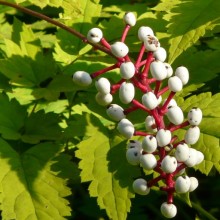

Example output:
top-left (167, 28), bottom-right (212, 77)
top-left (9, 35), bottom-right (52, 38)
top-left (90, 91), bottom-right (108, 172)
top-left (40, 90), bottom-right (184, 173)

top-left (156, 129), bottom-right (172, 147)
top-left (175, 143), bottom-right (190, 162)
top-left (106, 104), bottom-right (125, 121)
top-left (168, 76), bottom-right (183, 92)
top-left (184, 148), bottom-right (198, 167)
top-left (144, 35), bottom-right (160, 52)
top-left (161, 155), bottom-right (177, 173)
top-left (142, 135), bottom-right (157, 153)
top-left (120, 62), bottom-right (135, 79)
top-left (128, 140), bottom-right (142, 150)
top-left (145, 115), bottom-right (157, 132)
top-left (123, 12), bottom-right (136, 26)
top-left (95, 77), bottom-right (111, 94)
top-left (132, 178), bottom-right (150, 195)
top-left (95, 92), bottom-right (113, 106)
top-left (160, 202), bottom-right (177, 218)
top-left (72, 71), bottom-right (92, 86)
top-left (196, 150), bottom-right (204, 164)
top-left (175, 66), bottom-right (189, 85)
top-left (126, 147), bottom-right (141, 165)
top-left (142, 92), bottom-right (158, 110)
top-left (150, 61), bottom-right (167, 81)
top-left (117, 118), bottom-right (134, 139)
top-left (175, 175), bottom-right (191, 193)
top-left (164, 63), bottom-right (173, 78)
top-left (166, 106), bottom-right (184, 125)
top-left (184, 126), bottom-right (200, 145)
top-left (138, 26), bottom-right (154, 41)
top-left (140, 153), bottom-right (157, 170)
top-left (153, 47), bottom-right (167, 62)
top-left (189, 177), bottom-right (199, 192)
top-left (111, 42), bottom-right (129, 58)
top-left (187, 107), bottom-right (203, 126)
top-left (87, 28), bottom-right (103, 43)
top-left (119, 82), bottom-right (135, 104)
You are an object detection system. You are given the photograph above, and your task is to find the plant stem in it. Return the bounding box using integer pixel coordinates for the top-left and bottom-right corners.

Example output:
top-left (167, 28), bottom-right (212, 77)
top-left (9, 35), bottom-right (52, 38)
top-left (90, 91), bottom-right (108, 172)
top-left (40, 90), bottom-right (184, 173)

top-left (0, 0), bottom-right (113, 57)
top-left (121, 24), bottom-right (131, 42)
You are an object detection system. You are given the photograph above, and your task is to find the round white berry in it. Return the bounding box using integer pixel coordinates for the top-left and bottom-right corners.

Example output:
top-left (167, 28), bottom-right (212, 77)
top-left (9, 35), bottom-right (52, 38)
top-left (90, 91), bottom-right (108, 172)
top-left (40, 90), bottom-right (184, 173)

top-left (156, 129), bottom-right (172, 147)
top-left (142, 135), bottom-right (157, 153)
top-left (111, 42), bottom-right (129, 58)
top-left (142, 92), bottom-right (158, 110)
top-left (117, 118), bottom-right (134, 139)
top-left (126, 147), bottom-right (141, 165)
top-left (184, 148), bottom-right (198, 167)
top-left (145, 115), bottom-right (157, 132)
top-left (175, 175), bottom-right (191, 193)
top-left (106, 104), bottom-right (125, 121)
top-left (128, 140), bottom-right (142, 151)
top-left (163, 98), bottom-right (178, 108)
top-left (95, 77), bottom-right (111, 94)
top-left (123, 12), bottom-right (136, 26)
top-left (144, 35), bottom-right (160, 52)
top-left (132, 178), bottom-right (150, 195)
top-left (120, 62), bottom-right (135, 79)
top-left (175, 66), bottom-right (189, 85)
top-left (138, 26), bottom-right (154, 41)
top-left (150, 61), bottom-right (167, 81)
top-left (140, 153), bottom-right (157, 170)
top-left (187, 107), bottom-right (203, 126)
top-left (153, 47), bottom-right (167, 62)
top-left (175, 143), bottom-right (190, 162)
top-left (184, 126), bottom-right (200, 145)
top-left (160, 202), bottom-right (177, 218)
top-left (196, 150), bottom-right (204, 164)
top-left (168, 76), bottom-right (183, 92)
top-left (166, 106), bottom-right (184, 125)
top-left (72, 71), bottom-right (92, 86)
top-left (189, 177), bottom-right (199, 192)
top-left (95, 92), bottom-right (113, 106)
top-left (87, 28), bottom-right (103, 43)
top-left (164, 63), bottom-right (173, 78)
top-left (161, 155), bottom-right (177, 173)
top-left (119, 82), bottom-right (135, 104)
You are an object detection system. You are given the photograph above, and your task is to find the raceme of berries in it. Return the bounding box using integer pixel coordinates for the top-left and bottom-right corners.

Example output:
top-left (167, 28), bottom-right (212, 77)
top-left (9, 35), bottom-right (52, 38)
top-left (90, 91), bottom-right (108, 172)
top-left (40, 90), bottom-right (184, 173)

top-left (72, 12), bottom-right (204, 218)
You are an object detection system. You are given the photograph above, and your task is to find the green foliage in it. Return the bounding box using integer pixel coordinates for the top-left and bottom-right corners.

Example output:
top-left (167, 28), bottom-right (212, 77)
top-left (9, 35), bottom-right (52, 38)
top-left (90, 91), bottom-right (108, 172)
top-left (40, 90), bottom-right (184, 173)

top-left (0, 0), bottom-right (219, 219)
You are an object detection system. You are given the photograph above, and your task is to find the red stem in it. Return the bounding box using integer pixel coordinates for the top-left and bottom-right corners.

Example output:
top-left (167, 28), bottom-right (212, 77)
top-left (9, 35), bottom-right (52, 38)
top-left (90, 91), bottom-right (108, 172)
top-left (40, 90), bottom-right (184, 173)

top-left (169, 121), bottom-right (190, 132)
top-left (91, 63), bottom-right (119, 78)
top-left (159, 91), bottom-right (175, 115)
top-left (132, 99), bottom-right (151, 113)
top-left (134, 131), bottom-right (149, 136)
top-left (135, 43), bottom-right (146, 68)
top-left (100, 38), bottom-right (111, 49)
top-left (121, 25), bottom-right (131, 42)
top-left (111, 79), bottom-right (125, 94)
top-left (140, 52), bottom-right (154, 83)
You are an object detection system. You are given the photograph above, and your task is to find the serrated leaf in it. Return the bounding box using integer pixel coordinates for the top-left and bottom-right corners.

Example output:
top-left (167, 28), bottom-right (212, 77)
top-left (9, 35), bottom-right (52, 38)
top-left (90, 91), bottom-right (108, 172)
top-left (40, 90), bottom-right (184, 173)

top-left (75, 114), bottom-right (140, 220)
top-left (22, 110), bottom-right (62, 144)
top-left (0, 139), bottom-right (73, 220)
top-left (162, 0), bottom-right (220, 63)
top-left (0, 93), bottom-right (27, 140)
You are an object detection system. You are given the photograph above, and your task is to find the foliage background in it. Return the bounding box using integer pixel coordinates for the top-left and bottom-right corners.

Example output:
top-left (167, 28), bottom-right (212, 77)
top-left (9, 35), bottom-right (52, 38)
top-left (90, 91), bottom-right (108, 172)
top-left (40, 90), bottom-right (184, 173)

top-left (0, 0), bottom-right (219, 219)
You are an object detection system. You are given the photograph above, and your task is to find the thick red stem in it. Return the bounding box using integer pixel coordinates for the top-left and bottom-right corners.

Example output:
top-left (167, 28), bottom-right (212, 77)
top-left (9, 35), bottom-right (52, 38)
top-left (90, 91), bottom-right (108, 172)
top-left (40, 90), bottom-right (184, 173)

top-left (91, 63), bottom-right (119, 78)
top-left (134, 131), bottom-right (149, 136)
top-left (140, 52), bottom-right (154, 83)
top-left (169, 121), bottom-right (190, 132)
top-left (135, 43), bottom-right (146, 68)
top-left (132, 99), bottom-right (151, 113)
top-left (111, 79), bottom-right (125, 94)
top-left (159, 91), bottom-right (176, 115)
top-left (100, 38), bottom-right (111, 49)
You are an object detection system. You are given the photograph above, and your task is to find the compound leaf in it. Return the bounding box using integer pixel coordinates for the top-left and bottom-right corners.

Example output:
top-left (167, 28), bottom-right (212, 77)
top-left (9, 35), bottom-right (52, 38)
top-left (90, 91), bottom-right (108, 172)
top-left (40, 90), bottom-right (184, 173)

top-left (156, 0), bottom-right (220, 63)
top-left (0, 139), bottom-right (73, 220)
top-left (75, 113), bottom-right (140, 220)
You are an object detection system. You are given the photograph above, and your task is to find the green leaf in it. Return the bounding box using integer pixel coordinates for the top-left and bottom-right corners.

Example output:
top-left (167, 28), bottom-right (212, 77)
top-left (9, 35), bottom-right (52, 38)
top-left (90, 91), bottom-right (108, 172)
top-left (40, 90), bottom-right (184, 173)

top-left (173, 47), bottom-right (220, 84)
top-left (0, 93), bottom-right (27, 140)
top-left (158, 0), bottom-right (220, 63)
top-left (54, 0), bottom-right (102, 65)
top-left (75, 114), bottom-right (140, 220)
top-left (22, 110), bottom-right (62, 144)
top-left (0, 139), bottom-right (72, 219)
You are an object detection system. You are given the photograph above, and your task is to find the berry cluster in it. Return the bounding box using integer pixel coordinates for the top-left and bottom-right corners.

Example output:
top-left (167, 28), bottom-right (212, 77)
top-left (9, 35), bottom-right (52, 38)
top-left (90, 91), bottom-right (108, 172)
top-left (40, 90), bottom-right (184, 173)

top-left (72, 12), bottom-right (204, 218)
